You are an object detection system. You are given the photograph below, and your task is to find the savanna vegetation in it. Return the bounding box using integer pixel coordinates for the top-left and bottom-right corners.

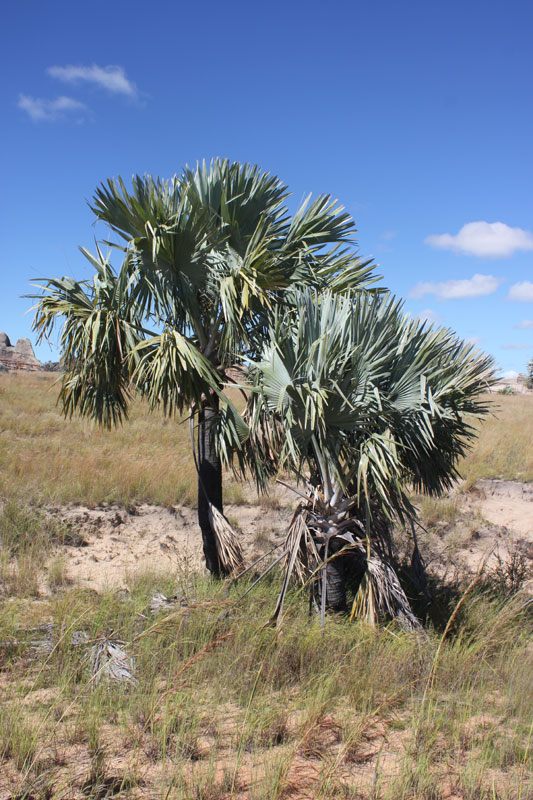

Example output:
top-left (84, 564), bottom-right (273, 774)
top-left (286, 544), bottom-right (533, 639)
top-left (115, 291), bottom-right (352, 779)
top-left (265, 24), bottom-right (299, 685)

top-left (1, 373), bottom-right (532, 507)
top-left (1, 159), bottom-right (531, 797)
top-left (0, 501), bottom-right (531, 800)
top-left (1, 373), bottom-right (532, 798)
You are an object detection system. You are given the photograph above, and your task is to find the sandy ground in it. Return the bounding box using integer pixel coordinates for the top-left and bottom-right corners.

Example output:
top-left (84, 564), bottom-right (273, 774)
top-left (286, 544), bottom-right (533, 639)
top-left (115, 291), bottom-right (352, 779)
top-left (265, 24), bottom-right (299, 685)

top-left (466, 478), bottom-right (533, 537)
top-left (490, 376), bottom-right (533, 395)
top-left (50, 500), bottom-right (293, 591)
top-left (44, 479), bottom-right (533, 592)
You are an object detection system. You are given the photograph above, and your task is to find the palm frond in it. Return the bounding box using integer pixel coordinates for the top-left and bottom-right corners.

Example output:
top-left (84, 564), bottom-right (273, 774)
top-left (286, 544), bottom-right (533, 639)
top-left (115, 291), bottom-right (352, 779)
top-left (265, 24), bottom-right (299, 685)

top-left (245, 288), bottom-right (495, 518)
top-left (90, 637), bottom-right (137, 686)
top-left (207, 504), bottom-right (244, 575)
top-left (30, 249), bottom-right (145, 427)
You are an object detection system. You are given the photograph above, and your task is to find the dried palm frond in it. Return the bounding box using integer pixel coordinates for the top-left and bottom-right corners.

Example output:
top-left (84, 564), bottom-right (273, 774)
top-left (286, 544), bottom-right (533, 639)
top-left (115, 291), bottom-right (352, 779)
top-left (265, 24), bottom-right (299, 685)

top-left (254, 496), bottom-right (422, 633)
top-left (355, 556), bottom-right (423, 632)
top-left (350, 570), bottom-right (377, 627)
top-left (70, 630), bottom-right (90, 646)
top-left (271, 508), bottom-right (313, 624)
top-left (0, 622), bottom-right (56, 657)
top-left (90, 637), bottom-right (137, 686)
top-left (285, 505), bottom-right (315, 584)
top-left (208, 502), bottom-right (244, 575)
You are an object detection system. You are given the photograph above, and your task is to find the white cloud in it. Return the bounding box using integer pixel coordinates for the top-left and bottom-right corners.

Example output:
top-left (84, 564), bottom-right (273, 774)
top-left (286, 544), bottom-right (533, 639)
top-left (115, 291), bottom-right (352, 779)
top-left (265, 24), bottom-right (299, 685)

top-left (380, 231), bottom-right (396, 241)
top-left (516, 320), bottom-right (533, 329)
top-left (508, 281), bottom-right (533, 302)
top-left (409, 273), bottom-right (502, 301)
top-left (416, 308), bottom-right (444, 325)
top-left (48, 64), bottom-right (137, 98)
top-left (500, 370), bottom-right (519, 379)
top-left (425, 221), bottom-right (533, 258)
top-left (465, 336), bottom-right (482, 347)
top-left (18, 94), bottom-right (87, 121)
top-left (501, 343), bottom-right (532, 350)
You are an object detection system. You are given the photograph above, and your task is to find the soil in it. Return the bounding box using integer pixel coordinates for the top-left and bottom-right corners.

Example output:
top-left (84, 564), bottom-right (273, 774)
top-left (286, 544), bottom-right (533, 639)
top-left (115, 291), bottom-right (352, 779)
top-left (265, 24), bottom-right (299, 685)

top-left (466, 478), bottom-right (533, 539)
top-left (44, 479), bottom-right (533, 593)
top-left (47, 500), bottom-right (293, 591)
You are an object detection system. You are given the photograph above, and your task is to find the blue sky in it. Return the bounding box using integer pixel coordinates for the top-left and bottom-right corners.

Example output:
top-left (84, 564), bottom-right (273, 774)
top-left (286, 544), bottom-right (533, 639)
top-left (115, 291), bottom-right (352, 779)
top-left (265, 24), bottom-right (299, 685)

top-left (2, 0), bottom-right (532, 376)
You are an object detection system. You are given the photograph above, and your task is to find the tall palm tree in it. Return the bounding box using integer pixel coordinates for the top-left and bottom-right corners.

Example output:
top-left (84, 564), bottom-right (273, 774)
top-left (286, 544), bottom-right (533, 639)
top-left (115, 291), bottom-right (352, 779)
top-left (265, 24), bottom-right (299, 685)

top-left (31, 159), bottom-right (378, 576)
top-left (243, 289), bottom-right (495, 626)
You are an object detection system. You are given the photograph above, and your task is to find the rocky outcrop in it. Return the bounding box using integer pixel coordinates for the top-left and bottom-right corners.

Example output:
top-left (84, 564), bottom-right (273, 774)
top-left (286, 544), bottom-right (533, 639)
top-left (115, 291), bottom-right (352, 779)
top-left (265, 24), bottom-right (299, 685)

top-left (0, 332), bottom-right (41, 371)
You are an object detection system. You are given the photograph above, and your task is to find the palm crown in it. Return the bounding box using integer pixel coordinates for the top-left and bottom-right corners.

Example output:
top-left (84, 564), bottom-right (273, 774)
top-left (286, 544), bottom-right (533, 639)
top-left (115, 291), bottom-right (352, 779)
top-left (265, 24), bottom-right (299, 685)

top-left (246, 289), bottom-right (494, 514)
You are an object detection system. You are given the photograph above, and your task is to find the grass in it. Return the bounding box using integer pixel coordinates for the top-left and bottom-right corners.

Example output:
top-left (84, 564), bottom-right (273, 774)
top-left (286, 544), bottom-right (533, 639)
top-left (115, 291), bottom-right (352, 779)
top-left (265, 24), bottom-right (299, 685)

top-left (1, 373), bottom-right (532, 510)
top-left (1, 372), bottom-right (532, 798)
top-left (0, 372), bottom-right (252, 507)
top-left (0, 500), bottom-right (75, 596)
top-left (460, 393), bottom-right (533, 486)
top-left (0, 552), bottom-right (531, 798)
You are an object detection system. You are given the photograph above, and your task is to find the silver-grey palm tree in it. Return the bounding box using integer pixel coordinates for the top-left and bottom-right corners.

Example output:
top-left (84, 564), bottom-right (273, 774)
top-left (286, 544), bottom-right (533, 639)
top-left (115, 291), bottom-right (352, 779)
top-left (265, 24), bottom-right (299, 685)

top-left (243, 289), bottom-right (495, 627)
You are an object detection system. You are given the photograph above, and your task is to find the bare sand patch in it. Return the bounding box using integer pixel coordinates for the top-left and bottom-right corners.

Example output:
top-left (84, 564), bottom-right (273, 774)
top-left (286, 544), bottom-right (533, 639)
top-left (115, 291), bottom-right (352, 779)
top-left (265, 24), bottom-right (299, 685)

top-left (48, 501), bottom-right (293, 591)
top-left (466, 478), bottom-right (533, 539)
top-left (42, 478), bottom-right (533, 594)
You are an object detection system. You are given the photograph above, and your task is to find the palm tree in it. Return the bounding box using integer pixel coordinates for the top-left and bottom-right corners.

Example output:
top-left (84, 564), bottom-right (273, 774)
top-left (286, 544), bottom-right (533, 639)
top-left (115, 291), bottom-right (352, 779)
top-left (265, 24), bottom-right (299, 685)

top-left (31, 159), bottom-right (378, 576)
top-left (243, 289), bottom-right (495, 627)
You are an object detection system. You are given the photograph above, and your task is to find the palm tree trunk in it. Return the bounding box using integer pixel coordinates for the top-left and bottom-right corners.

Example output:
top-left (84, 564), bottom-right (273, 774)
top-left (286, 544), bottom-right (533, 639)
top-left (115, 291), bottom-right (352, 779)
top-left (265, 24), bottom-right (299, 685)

top-left (324, 538), bottom-right (347, 612)
top-left (197, 398), bottom-right (226, 577)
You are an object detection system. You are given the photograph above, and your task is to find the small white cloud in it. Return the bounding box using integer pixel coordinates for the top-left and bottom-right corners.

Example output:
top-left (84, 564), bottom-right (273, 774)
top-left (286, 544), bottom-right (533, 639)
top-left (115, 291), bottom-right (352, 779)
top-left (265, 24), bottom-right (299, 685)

top-left (416, 308), bottom-right (444, 325)
top-left (18, 94), bottom-right (87, 121)
top-left (409, 273), bottom-right (502, 301)
top-left (380, 231), bottom-right (396, 241)
top-left (425, 221), bottom-right (533, 258)
top-left (501, 343), bottom-right (532, 350)
top-left (516, 320), bottom-right (533, 329)
top-left (508, 281), bottom-right (533, 302)
top-left (48, 64), bottom-right (137, 98)
top-left (465, 336), bottom-right (482, 347)
top-left (500, 370), bottom-right (519, 379)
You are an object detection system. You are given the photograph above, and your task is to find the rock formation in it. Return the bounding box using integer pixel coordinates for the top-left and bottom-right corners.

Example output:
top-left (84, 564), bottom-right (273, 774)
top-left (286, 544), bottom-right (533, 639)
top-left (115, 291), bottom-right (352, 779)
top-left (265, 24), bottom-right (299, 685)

top-left (0, 332), bottom-right (42, 371)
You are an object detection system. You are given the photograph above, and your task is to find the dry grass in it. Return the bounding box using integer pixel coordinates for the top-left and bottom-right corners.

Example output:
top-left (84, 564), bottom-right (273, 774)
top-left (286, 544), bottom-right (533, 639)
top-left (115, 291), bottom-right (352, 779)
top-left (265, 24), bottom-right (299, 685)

top-left (0, 371), bottom-right (250, 507)
top-left (1, 373), bottom-right (532, 510)
top-left (0, 548), bottom-right (531, 799)
top-left (460, 393), bottom-right (533, 486)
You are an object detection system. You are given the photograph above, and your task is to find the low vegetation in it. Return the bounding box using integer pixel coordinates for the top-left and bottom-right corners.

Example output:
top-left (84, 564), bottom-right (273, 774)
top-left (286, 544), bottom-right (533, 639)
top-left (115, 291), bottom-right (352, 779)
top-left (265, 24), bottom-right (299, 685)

top-left (1, 373), bottom-right (532, 798)
top-left (0, 372), bottom-right (247, 508)
top-left (461, 393), bottom-right (533, 485)
top-left (0, 505), bottom-right (531, 799)
top-left (1, 373), bottom-right (532, 509)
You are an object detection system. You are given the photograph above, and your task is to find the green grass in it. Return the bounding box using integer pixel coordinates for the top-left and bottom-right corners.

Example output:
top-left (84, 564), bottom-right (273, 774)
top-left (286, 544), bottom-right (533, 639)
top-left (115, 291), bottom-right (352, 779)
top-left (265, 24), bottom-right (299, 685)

top-left (0, 561), bottom-right (531, 799)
